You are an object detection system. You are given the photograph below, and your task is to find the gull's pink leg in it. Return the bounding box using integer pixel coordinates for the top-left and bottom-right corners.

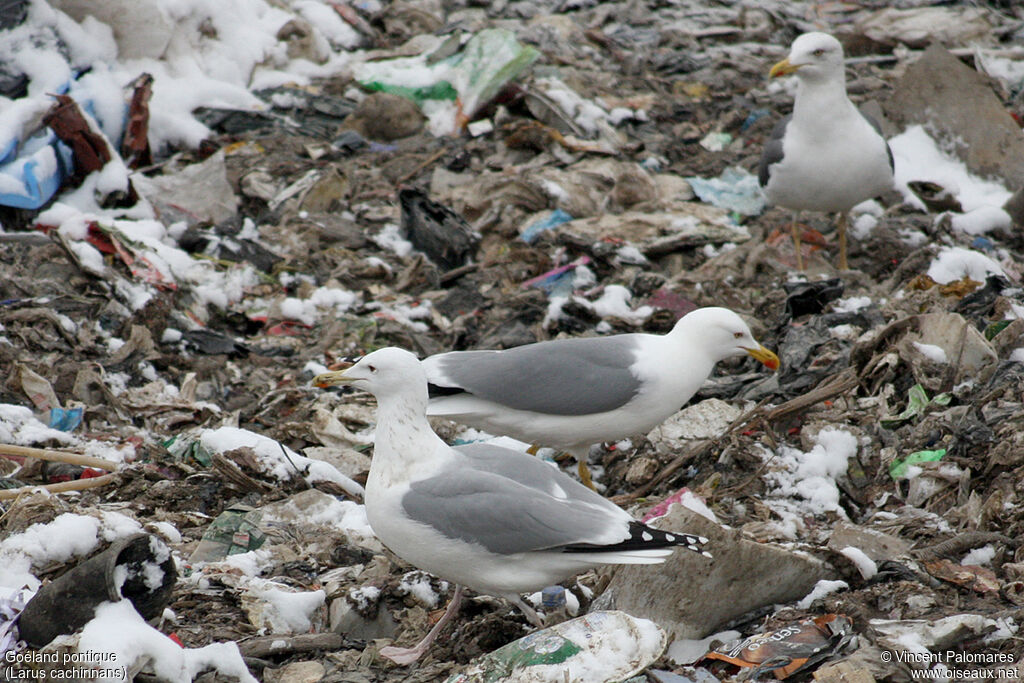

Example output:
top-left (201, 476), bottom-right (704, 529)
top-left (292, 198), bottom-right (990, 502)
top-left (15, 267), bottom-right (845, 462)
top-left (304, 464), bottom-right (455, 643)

top-left (379, 585), bottom-right (464, 665)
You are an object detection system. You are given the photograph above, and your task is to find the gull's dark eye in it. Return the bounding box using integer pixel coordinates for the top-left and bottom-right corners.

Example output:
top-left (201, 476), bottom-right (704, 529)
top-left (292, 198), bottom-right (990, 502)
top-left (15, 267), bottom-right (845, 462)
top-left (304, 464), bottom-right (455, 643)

top-left (812, 48), bottom-right (826, 56)
top-left (733, 332), bottom-right (744, 339)
top-left (367, 365), bottom-right (377, 373)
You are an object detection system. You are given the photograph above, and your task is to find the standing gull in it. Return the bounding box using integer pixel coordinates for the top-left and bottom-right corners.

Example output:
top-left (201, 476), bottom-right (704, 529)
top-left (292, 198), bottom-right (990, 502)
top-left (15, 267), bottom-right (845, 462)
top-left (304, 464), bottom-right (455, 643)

top-left (422, 306), bottom-right (778, 482)
top-left (314, 348), bottom-right (711, 665)
top-left (759, 32), bottom-right (895, 271)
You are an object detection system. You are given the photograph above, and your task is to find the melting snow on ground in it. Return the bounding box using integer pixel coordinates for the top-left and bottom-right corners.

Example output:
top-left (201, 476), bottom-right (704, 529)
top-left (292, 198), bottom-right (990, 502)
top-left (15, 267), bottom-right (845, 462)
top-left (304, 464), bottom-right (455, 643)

top-left (926, 246), bottom-right (1006, 285)
top-left (260, 488), bottom-right (371, 538)
top-left (889, 125), bottom-right (1012, 229)
top-left (839, 546), bottom-right (878, 580)
top-left (0, 510), bottom-right (143, 590)
top-left (759, 428), bottom-right (858, 538)
top-left (243, 579), bottom-right (326, 634)
top-left (198, 426), bottom-right (364, 498)
top-left (833, 296), bottom-right (872, 313)
top-left (79, 600), bottom-right (257, 683)
top-left (912, 342), bottom-right (948, 363)
top-left (0, 404), bottom-right (75, 447)
top-left (796, 579), bottom-right (849, 609)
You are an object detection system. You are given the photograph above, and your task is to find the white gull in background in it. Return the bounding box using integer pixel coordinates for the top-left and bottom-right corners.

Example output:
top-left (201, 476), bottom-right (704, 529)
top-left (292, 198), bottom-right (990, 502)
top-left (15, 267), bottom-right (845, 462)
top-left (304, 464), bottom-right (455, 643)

top-left (759, 32), bottom-right (895, 271)
top-left (422, 307), bottom-right (778, 484)
top-left (314, 348), bottom-right (711, 664)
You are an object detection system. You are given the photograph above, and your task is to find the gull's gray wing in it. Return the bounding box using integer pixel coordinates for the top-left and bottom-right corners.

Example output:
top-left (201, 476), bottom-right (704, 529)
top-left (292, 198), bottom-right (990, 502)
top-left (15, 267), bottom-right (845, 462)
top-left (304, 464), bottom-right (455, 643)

top-left (454, 443), bottom-right (610, 501)
top-left (861, 111), bottom-right (895, 173)
top-left (758, 114), bottom-right (791, 188)
top-left (425, 335), bottom-right (643, 416)
top-left (402, 445), bottom-right (628, 554)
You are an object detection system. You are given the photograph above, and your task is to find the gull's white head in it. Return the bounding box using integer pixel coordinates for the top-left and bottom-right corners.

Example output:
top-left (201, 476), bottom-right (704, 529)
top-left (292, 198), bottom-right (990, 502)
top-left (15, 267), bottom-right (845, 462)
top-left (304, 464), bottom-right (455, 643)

top-left (770, 32), bottom-right (845, 84)
top-left (314, 347), bottom-right (427, 401)
top-left (672, 307), bottom-right (780, 370)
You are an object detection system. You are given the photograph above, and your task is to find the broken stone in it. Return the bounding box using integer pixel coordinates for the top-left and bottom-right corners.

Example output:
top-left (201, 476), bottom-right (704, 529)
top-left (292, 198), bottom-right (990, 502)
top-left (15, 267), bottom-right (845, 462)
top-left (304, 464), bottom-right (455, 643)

top-left (264, 660), bottom-right (326, 683)
top-left (826, 521), bottom-right (912, 563)
top-left (884, 44), bottom-right (1024, 191)
top-left (594, 506), bottom-right (833, 640)
top-left (329, 595), bottom-right (396, 641)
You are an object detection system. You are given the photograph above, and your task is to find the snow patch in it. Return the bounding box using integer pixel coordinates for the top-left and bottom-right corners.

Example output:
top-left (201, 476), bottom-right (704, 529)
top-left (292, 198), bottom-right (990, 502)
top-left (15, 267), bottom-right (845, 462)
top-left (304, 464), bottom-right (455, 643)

top-left (927, 246), bottom-right (1004, 285)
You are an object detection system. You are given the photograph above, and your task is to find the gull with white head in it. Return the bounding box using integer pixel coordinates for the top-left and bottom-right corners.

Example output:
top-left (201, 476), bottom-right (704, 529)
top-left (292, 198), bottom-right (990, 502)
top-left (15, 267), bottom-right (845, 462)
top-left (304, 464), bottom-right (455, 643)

top-left (759, 31), bottom-right (895, 270)
top-left (314, 348), bottom-right (712, 664)
top-left (422, 306), bottom-right (778, 484)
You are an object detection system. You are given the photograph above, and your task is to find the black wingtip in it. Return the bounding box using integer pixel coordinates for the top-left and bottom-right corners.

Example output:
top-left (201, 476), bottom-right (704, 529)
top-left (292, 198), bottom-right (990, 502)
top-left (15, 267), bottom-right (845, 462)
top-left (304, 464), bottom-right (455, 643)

top-left (427, 382), bottom-right (466, 399)
top-left (562, 521), bottom-right (711, 558)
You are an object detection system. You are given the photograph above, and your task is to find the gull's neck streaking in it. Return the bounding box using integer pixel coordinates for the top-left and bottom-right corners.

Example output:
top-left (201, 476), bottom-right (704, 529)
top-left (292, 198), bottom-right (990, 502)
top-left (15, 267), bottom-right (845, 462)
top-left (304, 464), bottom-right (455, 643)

top-left (366, 385), bottom-right (444, 487)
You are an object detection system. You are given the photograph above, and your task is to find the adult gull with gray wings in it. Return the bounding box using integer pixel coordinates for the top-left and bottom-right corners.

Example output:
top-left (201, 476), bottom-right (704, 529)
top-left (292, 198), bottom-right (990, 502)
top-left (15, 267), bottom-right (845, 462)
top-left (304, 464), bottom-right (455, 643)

top-left (759, 32), bottom-right (895, 270)
top-left (314, 348), bottom-right (712, 664)
top-left (422, 307), bottom-right (779, 474)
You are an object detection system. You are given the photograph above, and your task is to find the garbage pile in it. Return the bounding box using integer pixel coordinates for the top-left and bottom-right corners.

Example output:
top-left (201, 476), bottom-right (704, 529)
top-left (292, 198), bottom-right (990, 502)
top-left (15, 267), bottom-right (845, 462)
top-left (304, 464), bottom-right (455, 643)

top-left (2, 0), bottom-right (1024, 681)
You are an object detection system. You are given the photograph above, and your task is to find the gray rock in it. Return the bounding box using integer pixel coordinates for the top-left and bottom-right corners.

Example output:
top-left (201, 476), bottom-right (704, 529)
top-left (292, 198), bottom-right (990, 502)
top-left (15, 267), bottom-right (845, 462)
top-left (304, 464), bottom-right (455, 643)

top-left (264, 660), bottom-right (326, 683)
top-left (594, 506), bottom-right (833, 640)
top-left (1003, 187), bottom-right (1024, 228)
top-left (827, 521), bottom-right (912, 562)
top-left (884, 44), bottom-right (1024, 191)
top-left (329, 597), bottom-right (397, 641)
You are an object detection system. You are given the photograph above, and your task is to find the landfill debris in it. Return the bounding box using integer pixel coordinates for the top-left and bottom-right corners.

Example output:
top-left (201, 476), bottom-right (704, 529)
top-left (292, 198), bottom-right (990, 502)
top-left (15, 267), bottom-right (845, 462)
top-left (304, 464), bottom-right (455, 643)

top-left (703, 614), bottom-right (854, 680)
top-left (188, 505), bottom-right (266, 563)
top-left (18, 534), bottom-right (177, 648)
top-left (353, 28), bottom-right (540, 135)
top-left (784, 278), bottom-right (845, 319)
top-left (519, 208), bottom-right (573, 244)
top-left (826, 521), bottom-right (911, 564)
top-left (888, 448), bottom-right (947, 480)
top-left (43, 95), bottom-right (119, 190)
top-left (342, 92), bottom-right (425, 142)
top-left (132, 150), bottom-right (239, 225)
top-left (855, 7), bottom-right (995, 50)
top-left (595, 505), bottom-right (833, 641)
top-left (686, 166), bottom-right (766, 217)
top-left (1, 1), bottom-right (1024, 681)
top-left (921, 559), bottom-right (1001, 595)
top-left (880, 385), bottom-right (951, 429)
top-left (448, 611), bottom-right (665, 683)
top-left (399, 187), bottom-right (480, 272)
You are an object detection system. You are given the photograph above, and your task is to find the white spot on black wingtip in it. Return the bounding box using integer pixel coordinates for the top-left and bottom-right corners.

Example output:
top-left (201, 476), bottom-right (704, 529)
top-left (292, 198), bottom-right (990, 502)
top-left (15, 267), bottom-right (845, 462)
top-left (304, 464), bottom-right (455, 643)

top-left (642, 531), bottom-right (653, 542)
top-left (698, 536), bottom-right (709, 544)
top-left (702, 550), bottom-right (713, 559)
